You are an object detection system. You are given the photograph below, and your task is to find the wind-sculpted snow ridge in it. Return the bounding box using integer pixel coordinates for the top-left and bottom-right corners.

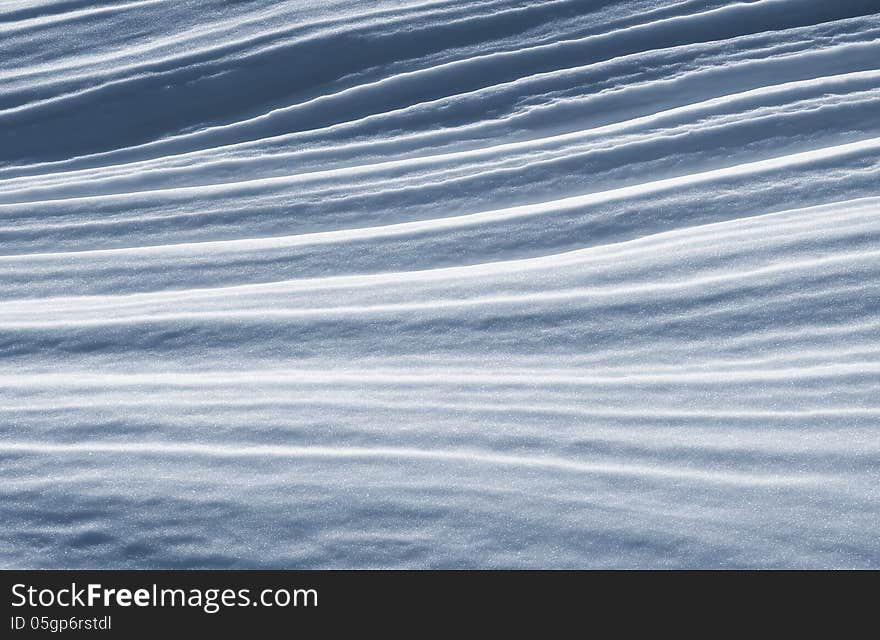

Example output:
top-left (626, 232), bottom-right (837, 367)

top-left (1, 0), bottom-right (878, 569)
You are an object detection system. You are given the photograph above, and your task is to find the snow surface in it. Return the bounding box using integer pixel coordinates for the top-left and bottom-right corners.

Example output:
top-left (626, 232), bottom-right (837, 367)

top-left (1, 0), bottom-right (879, 568)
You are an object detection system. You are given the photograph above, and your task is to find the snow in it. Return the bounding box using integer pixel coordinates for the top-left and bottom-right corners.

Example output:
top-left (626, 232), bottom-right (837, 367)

top-left (1, 0), bottom-right (878, 568)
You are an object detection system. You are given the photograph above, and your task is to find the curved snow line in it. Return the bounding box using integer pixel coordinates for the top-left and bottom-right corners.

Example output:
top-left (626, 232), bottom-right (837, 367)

top-left (2, 246), bottom-right (877, 327)
top-left (2, 137), bottom-right (877, 261)
top-left (4, 67), bottom-right (879, 200)
top-left (0, 441), bottom-right (834, 487)
top-left (2, 360), bottom-right (878, 388)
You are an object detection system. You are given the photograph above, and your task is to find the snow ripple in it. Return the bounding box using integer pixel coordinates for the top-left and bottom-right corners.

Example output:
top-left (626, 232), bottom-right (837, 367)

top-left (1, 0), bottom-right (878, 568)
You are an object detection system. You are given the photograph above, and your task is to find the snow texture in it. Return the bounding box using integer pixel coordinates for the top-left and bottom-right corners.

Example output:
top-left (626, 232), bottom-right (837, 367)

top-left (1, 0), bottom-right (879, 568)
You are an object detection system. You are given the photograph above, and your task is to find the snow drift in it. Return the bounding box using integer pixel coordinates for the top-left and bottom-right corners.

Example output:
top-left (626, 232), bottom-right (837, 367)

top-left (1, 0), bottom-right (878, 568)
